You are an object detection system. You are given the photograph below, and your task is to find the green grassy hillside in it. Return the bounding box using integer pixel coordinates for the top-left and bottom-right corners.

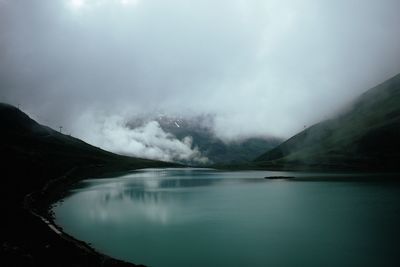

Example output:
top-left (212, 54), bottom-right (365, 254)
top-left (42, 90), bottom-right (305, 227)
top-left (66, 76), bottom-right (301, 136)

top-left (254, 73), bottom-right (400, 171)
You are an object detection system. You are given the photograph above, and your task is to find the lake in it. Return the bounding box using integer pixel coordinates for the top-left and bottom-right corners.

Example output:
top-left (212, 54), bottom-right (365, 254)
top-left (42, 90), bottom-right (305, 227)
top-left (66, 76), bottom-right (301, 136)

top-left (53, 168), bottom-right (400, 267)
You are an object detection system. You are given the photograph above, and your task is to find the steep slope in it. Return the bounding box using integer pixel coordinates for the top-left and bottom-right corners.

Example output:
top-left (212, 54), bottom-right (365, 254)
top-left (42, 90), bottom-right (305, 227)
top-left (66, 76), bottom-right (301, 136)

top-left (254, 73), bottom-right (400, 171)
top-left (0, 103), bottom-right (174, 267)
top-left (0, 103), bottom-right (175, 199)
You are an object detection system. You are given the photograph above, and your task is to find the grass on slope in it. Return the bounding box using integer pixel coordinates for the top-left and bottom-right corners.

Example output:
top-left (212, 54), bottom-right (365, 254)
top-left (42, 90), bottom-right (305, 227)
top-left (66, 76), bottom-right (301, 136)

top-left (254, 73), bottom-right (400, 171)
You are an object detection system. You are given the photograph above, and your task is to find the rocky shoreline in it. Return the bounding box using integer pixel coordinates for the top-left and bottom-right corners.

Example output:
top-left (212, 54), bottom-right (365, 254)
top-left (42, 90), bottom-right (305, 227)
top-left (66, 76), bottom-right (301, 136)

top-left (2, 165), bottom-right (147, 267)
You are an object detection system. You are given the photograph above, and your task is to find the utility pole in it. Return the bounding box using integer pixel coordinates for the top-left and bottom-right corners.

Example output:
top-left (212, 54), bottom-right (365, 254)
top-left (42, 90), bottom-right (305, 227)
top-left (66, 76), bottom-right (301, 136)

top-left (59, 126), bottom-right (63, 133)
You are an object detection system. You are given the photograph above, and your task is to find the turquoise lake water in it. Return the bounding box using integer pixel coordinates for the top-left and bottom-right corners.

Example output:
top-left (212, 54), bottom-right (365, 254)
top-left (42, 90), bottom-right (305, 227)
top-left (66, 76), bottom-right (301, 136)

top-left (53, 168), bottom-right (400, 266)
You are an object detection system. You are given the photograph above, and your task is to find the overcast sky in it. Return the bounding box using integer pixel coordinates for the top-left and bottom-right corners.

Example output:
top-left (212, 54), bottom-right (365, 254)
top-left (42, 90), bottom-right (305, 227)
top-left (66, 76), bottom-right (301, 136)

top-left (1, 0), bottom-right (400, 159)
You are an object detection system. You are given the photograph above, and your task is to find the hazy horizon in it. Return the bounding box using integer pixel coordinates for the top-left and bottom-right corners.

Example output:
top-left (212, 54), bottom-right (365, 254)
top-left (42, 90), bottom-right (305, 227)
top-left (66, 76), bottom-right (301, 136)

top-left (1, 0), bottom-right (400, 161)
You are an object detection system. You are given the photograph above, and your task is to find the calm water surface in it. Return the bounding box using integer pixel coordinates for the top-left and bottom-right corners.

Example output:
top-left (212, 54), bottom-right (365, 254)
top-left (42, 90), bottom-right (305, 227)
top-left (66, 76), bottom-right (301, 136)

top-left (53, 168), bottom-right (400, 267)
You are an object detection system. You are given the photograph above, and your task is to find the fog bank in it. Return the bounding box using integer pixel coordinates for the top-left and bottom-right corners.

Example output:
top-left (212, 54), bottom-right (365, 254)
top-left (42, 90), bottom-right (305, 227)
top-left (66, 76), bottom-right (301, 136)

top-left (1, 0), bottom-right (400, 159)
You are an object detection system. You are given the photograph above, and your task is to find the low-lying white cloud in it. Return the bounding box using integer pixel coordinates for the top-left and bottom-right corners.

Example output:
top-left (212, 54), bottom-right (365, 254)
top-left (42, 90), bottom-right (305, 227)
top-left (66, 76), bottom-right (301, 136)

top-left (74, 112), bottom-right (209, 163)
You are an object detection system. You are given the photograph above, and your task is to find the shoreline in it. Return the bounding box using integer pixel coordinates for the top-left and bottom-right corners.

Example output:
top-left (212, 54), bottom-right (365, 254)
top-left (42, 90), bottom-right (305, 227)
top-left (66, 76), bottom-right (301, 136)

top-left (22, 165), bottom-right (147, 267)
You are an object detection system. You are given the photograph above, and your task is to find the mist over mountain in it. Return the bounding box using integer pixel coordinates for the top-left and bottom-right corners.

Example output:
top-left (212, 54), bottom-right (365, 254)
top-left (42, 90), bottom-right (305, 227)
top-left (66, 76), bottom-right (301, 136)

top-left (1, 0), bottom-right (400, 159)
top-left (128, 114), bottom-right (282, 164)
top-left (254, 73), bottom-right (400, 171)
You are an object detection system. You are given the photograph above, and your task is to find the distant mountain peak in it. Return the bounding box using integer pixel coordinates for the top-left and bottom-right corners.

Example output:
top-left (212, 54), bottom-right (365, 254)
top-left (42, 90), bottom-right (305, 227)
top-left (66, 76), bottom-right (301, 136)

top-left (127, 113), bottom-right (282, 164)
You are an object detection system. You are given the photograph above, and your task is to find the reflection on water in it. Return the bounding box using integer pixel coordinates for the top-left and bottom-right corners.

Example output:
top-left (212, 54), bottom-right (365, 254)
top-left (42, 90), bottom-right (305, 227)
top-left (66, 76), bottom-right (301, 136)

top-left (60, 169), bottom-right (275, 225)
top-left (54, 168), bottom-right (400, 267)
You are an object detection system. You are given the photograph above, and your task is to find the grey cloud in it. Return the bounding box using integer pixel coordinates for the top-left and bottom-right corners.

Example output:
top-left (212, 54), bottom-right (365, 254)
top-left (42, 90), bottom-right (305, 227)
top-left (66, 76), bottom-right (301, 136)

top-left (1, 0), bottom-right (400, 157)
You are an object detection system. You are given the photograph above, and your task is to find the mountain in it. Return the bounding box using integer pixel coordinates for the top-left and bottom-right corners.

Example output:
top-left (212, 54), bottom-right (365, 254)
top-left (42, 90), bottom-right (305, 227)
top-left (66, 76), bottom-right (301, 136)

top-left (0, 103), bottom-right (174, 267)
top-left (129, 114), bottom-right (282, 164)
top-left (0, 103), bottom-right (175, 200)
top-left (254, 73), bottom-right (400, 171)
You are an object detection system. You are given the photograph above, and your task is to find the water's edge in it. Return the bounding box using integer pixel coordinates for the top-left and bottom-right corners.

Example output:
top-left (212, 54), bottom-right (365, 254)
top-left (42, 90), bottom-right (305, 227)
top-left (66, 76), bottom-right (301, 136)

top-left (24, 166), bottom-right (146, 267)
top-left (53, 169), bottom-right (400, 267)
